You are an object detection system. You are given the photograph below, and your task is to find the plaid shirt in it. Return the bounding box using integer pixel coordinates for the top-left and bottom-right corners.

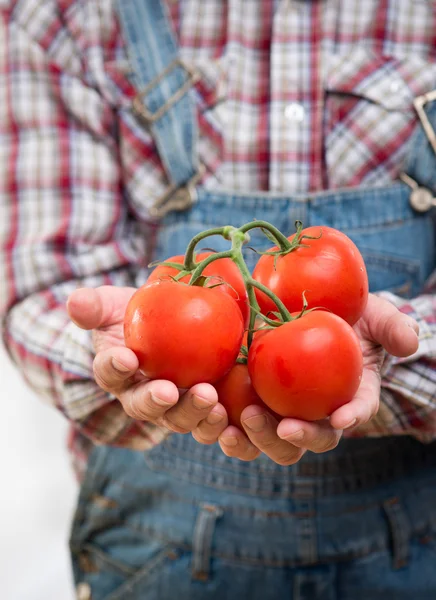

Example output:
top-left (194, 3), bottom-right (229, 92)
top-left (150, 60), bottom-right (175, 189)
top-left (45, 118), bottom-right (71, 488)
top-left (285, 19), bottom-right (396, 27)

top-left (1, 0), bottom-right (436, 477)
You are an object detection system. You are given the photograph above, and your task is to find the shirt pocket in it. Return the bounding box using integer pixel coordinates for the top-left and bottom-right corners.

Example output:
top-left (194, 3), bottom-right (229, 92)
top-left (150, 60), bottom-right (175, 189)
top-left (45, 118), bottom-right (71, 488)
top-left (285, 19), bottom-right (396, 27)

top-left (324, 47), bottom-right (436, 189)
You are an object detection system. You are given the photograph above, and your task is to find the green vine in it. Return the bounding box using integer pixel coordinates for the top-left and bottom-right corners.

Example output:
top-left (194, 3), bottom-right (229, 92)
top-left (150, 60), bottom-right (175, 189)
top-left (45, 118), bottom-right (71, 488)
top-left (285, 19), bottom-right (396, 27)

top-left (149, 220), bottom-right (317, 350)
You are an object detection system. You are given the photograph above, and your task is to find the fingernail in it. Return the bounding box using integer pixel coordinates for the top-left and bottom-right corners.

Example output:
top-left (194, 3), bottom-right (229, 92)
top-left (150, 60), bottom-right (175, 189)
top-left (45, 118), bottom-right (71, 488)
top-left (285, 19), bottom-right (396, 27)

top-left (283, 429), bottom-right (304, 442)
top-left (111, 358), bottom-right (131, 373)
top-left (221, 436), bottom-right (238, 447)
top-left (192, 394), bottom-right (213, 410)
top-left (151, 393), bottom-right (174, 407)
top-left (406, 322), bottom-right (419, 336)
top-left (243, 414), bottom-right (267, 432)
top-left (206, 411), bottom-right (223, 425)
top-left (342, 418), bottom-right (357, 430)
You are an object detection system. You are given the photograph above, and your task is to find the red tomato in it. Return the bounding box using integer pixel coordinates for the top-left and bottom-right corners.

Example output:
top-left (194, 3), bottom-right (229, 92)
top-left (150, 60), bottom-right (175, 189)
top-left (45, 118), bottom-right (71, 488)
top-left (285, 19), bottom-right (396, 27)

top-left (148, 252), bottom-right (249, 325)
top-left (248, 311), bottom-right (363, 421)
top-left (214, 363), bottom-right (265, 428)
top-left (124, 280), bottom-right (244, 389)
top-left (253, 226), bottom-right (368, 326)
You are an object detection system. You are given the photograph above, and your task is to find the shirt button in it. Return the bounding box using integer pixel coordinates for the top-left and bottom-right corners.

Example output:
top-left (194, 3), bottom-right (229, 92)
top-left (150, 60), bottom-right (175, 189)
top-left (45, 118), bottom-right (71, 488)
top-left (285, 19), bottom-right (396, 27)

top-left (284, 102), bottom-right (305, 122)
top-left (76, 582), bottom-right (92, 600)
top-left (390, 80), bottom-right (402, 93)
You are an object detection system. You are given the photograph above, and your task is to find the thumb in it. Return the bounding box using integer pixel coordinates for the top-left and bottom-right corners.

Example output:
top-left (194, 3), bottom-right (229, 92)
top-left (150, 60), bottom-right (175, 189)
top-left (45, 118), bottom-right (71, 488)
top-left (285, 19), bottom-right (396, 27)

top-left (363, 294), bottom-right (419, 358)
top-left (66, 285), bottom-right (136, 330)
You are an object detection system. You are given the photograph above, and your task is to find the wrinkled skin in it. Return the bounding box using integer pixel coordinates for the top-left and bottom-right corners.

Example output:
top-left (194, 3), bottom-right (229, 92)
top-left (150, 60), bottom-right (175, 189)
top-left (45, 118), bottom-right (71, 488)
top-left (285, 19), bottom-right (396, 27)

top-left (67, 289), bottom-right (419, 465)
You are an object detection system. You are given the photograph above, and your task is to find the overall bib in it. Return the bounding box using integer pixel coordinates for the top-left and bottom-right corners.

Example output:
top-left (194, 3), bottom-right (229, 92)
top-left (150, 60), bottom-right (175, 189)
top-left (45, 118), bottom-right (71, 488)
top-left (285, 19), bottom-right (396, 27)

top-left (71, 2), bottom-right (436, 598)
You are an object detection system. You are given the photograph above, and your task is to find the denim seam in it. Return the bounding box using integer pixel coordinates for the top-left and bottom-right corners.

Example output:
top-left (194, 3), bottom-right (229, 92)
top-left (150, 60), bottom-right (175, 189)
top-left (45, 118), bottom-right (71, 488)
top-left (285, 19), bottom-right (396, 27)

top-left (105, 546), bottom-right (178, 600)
top-left (75, 536), bottom-right (388, 571)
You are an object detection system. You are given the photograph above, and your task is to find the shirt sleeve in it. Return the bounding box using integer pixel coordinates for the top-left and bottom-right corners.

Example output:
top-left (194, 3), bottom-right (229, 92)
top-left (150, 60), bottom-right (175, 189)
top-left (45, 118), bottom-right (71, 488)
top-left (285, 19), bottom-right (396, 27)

top-left (0, 2), bottom-right (168, 450)
top-left (347, 272), bottom-right (436, 442)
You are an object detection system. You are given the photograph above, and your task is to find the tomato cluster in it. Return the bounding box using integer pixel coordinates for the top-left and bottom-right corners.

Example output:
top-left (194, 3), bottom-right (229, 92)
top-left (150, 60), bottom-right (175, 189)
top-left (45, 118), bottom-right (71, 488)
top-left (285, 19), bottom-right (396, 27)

top-left (124, 224), bottom-right (367, 425)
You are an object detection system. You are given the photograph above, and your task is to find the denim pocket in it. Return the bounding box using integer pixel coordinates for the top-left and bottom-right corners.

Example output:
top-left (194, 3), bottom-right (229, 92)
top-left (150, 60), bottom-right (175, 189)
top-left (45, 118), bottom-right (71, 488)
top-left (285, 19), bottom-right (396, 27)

top-left (69, 446), bottom-right (188, 600)
top-left (71, 490), bottom-right (188, 600)
top-left (75, 543), bottom-right (186, 600)
top-left (358, 249), bottom-right (421, 296)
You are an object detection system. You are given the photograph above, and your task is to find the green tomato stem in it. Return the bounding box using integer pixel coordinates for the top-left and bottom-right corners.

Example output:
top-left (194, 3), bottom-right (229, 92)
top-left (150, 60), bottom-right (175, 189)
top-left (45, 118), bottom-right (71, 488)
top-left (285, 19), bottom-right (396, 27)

top-left (239, 220), bottom-right (292, 252)
top-left (178, 220), bottom-right (294, 350)
top-left (247, 279), bottom-right (292, 322)
top-left (229, 248), bottom-right (259, 348)
top-left (188, 250), bottom-right (235, 284)
top-left (183, 227), bottom-right (235, 270)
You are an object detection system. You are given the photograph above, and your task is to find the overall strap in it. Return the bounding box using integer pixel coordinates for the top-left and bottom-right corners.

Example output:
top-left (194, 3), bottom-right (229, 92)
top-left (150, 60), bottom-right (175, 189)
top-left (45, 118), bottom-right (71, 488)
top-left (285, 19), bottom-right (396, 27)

top-left (402, 94), bottom-right (436, 213)
top-left (116, 0), bottom-right (201, 217)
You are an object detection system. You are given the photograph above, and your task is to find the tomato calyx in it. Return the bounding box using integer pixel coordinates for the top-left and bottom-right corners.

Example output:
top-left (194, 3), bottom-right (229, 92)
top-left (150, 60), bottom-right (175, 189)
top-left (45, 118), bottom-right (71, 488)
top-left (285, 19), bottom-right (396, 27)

top-left (250, 221), bottom-right (323, 268)
top-left (235, 343), bottom-right (249, 365)
top-left (137, 219), bottom-right (367, 419)
top-left (148, 220), bottom-right (330, 352)
top-left (249, 294), bottom-right (306, 329)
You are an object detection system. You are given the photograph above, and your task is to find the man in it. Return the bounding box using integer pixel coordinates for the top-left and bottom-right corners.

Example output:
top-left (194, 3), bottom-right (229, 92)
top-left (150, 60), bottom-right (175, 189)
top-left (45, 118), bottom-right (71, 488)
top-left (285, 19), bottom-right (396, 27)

top-left (1, 1), bottom-right (435, 598)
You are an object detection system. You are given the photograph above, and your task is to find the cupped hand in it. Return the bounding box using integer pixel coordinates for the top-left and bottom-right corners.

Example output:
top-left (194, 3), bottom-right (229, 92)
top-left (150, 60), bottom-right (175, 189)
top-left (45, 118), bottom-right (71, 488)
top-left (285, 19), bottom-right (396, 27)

top-left (218, 294), bottom-right (419, 464)
top-left (67, 286), bottom-right (229, 443)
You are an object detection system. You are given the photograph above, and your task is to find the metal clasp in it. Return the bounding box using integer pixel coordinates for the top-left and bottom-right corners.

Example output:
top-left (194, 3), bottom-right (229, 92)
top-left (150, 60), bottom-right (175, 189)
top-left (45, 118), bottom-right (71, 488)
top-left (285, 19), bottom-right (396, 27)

top-left (149, 164), bottom-right (206, 219)
top-left (414, 89), bottom-right (436, 156)
top-left (399, 172), bottom-right (436, 213)
top-left (399, 90), bottom-right (436, 212)
top-left (132, 58), bottom-right (201, 125)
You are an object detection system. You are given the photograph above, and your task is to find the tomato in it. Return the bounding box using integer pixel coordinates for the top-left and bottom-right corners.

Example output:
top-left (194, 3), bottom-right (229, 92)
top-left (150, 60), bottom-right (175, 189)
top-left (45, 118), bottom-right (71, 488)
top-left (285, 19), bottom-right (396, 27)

top-left (248, 311), bottom-right (363, 421)
top-left (148, 252), bottom-right (249, 325)
top-left (124, 280), bottom-right (244, 389)
top-left (214, 330), bottom-right (280, 428)
top-left (214, 363), bottom-right (265, 428)
top-left (253, 226), bottom-right (368, 326)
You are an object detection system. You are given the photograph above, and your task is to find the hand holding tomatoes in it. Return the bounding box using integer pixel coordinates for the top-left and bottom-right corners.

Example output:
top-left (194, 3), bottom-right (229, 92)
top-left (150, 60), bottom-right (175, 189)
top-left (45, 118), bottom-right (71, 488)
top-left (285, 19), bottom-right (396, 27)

top-left (67, 285), bottom-right (232, 444)
top-left (66, 219), bottom-right (419, 467)
top-left (219, 294), bottom-right (419, 464)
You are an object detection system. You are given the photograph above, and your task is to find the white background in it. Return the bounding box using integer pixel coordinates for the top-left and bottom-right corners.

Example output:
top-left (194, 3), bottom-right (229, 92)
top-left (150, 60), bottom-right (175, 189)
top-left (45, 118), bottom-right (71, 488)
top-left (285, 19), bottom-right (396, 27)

top-left (0, 344), bottom-right (78, 599)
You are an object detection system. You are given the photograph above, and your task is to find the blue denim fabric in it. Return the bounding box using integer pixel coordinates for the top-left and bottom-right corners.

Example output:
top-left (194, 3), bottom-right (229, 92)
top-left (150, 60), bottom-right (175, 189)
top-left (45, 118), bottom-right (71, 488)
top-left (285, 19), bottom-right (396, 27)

top-left (70, 1), bottom-right (436, 597)
top-left (71, 439), bottom-right (436, 600)
top-left (116, 0), bottom-right (198, 186)
top-left (70, 176), bottom-right (436, 599)
top-left (155, 182), bottom-right (434, 299)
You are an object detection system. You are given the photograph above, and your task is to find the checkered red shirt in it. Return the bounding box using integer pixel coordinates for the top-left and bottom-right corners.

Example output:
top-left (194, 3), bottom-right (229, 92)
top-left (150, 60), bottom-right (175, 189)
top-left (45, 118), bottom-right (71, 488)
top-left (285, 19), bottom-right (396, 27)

top-left (1, 0), bottom-right (436, 477)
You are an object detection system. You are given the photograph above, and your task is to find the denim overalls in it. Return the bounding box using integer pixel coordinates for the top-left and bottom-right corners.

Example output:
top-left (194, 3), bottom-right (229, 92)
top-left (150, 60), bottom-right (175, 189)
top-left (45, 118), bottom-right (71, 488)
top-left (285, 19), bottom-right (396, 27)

top-left (70, 2), bottom-right (436, 598)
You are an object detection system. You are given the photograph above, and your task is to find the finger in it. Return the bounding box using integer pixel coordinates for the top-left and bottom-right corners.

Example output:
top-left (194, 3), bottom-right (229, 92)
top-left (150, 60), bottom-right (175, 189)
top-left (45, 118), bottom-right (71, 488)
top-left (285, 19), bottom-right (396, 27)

top-left (119, 379), bottom-right (179, 421)
top-left (219, 426), bottom-right (261, 461)
top-left (277, 418), bottom-right (342, 453)
top-left (329, 369), bottom-right (380, 431)
top-left (67, 286), bottom-right (136, 330)
top-left (362, 294), bottom-right (419, 357)
top-left (192, 403), bottom-right (229, 445)
top-left (93, 347), bottom-right (139, 394)
top-left (162, 383), bottom-right (219, 434)
top-left (241, 407), bottom-right (305, 466)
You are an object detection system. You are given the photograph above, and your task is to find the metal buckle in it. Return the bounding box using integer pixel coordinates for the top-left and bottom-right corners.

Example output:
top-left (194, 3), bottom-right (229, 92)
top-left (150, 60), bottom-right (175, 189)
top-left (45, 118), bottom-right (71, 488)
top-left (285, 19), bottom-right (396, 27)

top-left (132, 58), bottom-right (200, 125)
top-left (400, 90), bottom-right (436, 213)
top-left (399, 172), bottom-right (436, 213)
top-left (398, 90), bottom-right (436, 212)
top-left (149, 164), bottom-right (206, 219)
top-left (414, 89), bottom-right (436, 156)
